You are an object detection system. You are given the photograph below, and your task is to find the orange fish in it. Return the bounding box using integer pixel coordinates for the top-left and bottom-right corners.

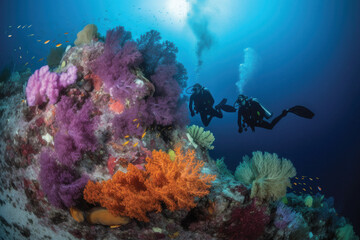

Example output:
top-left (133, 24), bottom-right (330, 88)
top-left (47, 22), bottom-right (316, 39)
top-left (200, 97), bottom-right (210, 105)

top-left (133, 118), bottom-right (138, 122)
top-left (56, 43), bottom-right (62, 47)
top-left (65, 40), bottom-right (70, 43)
top-left (124, 135), bottom-right (129, 138)
top-left (122, 141), bottom-right (129, 146)
top-left (136, 123), bottom-right (140, 128)
top-left (44, 40), bottom-right (50, 44)
top-left (302, 188), bottom-right (306, 191)
top-left (38, 58), bottom-right (44, 61)
top-left (64, 32), bottom-right (69, 35)
top-left (133, 142), bottom-right (138, 147)
top-left (317, 186), bottom-right (322, 191)
top-left (141, 132), bottom-right (146, 139)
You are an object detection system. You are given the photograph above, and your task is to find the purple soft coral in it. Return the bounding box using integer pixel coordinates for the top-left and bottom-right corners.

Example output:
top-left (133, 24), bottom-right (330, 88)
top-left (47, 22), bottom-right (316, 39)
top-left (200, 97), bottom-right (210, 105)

top-left (147, 64), bottom-right (187, 126)
top-left (39, 150), bottom-right (89, 209)
top-left (91, 26), bottom-right (143, 102)
top-left (26, 65), bottom-right (77, 106)
top-left (112, 101), bottom-right (147, 138)
top-left (275, 202), bottom-right (302, 231)
top-left (54, 96), bottom-right (98, 166)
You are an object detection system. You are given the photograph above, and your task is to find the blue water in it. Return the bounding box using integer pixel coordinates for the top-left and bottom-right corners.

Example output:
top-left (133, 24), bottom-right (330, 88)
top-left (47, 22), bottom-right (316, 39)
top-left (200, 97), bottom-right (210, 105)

top-left (1, 0), bottom-right (359, 232)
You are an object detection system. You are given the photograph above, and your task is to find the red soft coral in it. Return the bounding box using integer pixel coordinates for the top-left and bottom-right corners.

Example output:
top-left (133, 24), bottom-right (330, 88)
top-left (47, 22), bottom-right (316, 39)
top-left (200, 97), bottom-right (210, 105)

top-left (220, 200), bottom-right (270, 240)
top-left (83, 147), bottom-right (215, 221)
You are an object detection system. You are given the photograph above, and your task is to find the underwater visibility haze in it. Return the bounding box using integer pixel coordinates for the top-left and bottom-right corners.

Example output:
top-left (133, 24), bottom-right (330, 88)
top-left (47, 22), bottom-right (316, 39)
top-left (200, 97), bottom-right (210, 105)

top-left (0, 0), bottom-right (360, 239)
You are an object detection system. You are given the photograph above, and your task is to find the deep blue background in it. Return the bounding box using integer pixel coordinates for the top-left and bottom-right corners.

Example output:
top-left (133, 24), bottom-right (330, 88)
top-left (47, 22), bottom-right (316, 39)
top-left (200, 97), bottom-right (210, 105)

top-left (1, 0), bottom-right (359, 233)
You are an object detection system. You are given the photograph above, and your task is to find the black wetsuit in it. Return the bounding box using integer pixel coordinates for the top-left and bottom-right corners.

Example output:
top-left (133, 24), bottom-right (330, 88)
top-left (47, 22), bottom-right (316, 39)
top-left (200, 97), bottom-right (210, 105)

top-left (237, 98), bottom-right (287, 132)
top-left (189, 88), bottom-right (223, 127)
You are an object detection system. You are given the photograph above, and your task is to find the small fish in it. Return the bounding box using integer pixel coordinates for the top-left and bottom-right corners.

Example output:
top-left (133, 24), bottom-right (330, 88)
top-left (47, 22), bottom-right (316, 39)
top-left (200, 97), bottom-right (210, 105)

top-left (38, 58), bottom-right (44, 61)
top-left (303, 183), bottom-right (306, 185)
top-left (9, 25), bottom-right (12, 28)
top-left (136, 123), bottom-right (140, 128)
top-left (21, 99), bottom-right (26, 103)
top-left (8, 35), bottom-right (12, 38)
top-left (65, 40), bottom-right (70, 43)
top-left (293, 183), bottom-right (297, 186)
top-left (110, 225), bottom-right (121, 229)
top-left (141, 132), bottom-right (146, 139)
top-left (22, 25), bottom-right (26, 29)
top-left (37, 40), bottom-right (41, 42)
top-left (309, 178), bottom-right (313, 181)
top-left (19, 55), bottom-right (22, 59)
top-left (122, 141), bottom-right (129, 146)
top-left (309, 186), bottom-right (313, 190)
top-left (64, 32), bottom-right (69, 35)
top-left (302, 188), bottom-right (306, 191)
top-left (24, 62), bottom-right (28, 66)
top-left (56, 43), bottom-right (62, 47)
top-left (295, 177), bottom-right (299, 179)
top-left (317, 186), bottom-right (322, 191)
top-left (44, 40), bottom-right (50, 44)
top-left (316, 177), bottom-right (320, 180)
top-left (133, 142), bottom-right (138, 147)
top-left (27, 34), bottom-right (34, 37)
top-left (31, 56), bottom-right (35, 59)
top-left (17, 25), bottom-right (21, 28)
top-left (19, 46), bottom-right (21, 50)
top-left (133, 118), bottom-right (138, 122)
top-left (124, 135), bottom-right (129, 138)
top-left (28, 25), bottom-right (32, 28)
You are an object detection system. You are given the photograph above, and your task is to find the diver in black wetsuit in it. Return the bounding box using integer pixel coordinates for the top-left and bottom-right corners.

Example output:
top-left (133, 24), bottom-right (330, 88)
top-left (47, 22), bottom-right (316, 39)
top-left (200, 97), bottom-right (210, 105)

top-left (234, 94), bottom-right (314, 133)
top-left (189, 84), bottom-right (236, 127)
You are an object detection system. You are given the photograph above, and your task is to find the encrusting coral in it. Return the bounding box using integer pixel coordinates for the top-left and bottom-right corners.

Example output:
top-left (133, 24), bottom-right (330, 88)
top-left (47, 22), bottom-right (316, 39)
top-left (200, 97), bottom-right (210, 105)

top-left (83, 147), bottom-right (216, 221)
top-left (74, 24), bottom-right (98, 46)
top-left (187, 125), bottom-right (215, 150)
top-left (235, 151), bottom-right (296, 202)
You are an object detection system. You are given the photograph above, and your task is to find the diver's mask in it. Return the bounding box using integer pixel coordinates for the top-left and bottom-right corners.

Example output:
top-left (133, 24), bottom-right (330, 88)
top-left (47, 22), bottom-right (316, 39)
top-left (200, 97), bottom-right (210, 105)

top-left (234, 94), bottom-right (247, 107)
top-left (186, 83), bottom-right (202, 95)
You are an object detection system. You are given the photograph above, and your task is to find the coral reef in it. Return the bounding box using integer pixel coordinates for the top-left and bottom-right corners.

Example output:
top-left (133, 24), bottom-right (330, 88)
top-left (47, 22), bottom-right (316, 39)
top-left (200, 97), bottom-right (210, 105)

top-left (0, 24), bottom-right (358, 240)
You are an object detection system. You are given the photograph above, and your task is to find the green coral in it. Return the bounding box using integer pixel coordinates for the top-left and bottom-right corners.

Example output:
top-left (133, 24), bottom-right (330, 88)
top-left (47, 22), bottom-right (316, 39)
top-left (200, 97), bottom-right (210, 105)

top-left (234, 151), bottom-right (296, 202)
top-left (186, 125), bottom-right (215, 150)
top-left (216, 157), bottom-right (233, 177)
top-left (168, 149), bottom-right (176, 161)
top-left (336, 224), bottom-right (359, 240)
top-left (304, 195), bottom-right (313, 207)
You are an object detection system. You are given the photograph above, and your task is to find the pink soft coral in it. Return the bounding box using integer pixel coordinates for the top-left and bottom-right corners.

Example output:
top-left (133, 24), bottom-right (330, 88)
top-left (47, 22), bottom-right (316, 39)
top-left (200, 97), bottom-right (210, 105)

top-left (26, 65), bottom-right (77, 106)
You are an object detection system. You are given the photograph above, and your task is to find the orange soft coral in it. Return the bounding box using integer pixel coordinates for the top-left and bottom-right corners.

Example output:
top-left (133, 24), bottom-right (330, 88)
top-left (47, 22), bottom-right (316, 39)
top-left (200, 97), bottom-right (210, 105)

top-left (83, 147), bottom-right (216, 222)
top-left (146, 147), bottom-right (216, 211)
top-left (84, 164), bottom-right (161, 222)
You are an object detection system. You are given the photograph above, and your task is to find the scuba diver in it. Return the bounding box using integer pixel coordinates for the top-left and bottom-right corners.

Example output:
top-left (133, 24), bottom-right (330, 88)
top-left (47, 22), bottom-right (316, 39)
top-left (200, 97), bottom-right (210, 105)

top-left (234, 94), bottom-right (314, 133)
top-left (188, 83), bottom-right (236, 126)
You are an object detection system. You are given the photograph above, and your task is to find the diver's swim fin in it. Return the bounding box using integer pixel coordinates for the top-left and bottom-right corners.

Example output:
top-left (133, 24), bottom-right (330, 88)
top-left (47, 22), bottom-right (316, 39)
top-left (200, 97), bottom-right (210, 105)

top-left (221, 105), bottom-right (237, 112)
top-left (288, 106), bottom-right (314, 119)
